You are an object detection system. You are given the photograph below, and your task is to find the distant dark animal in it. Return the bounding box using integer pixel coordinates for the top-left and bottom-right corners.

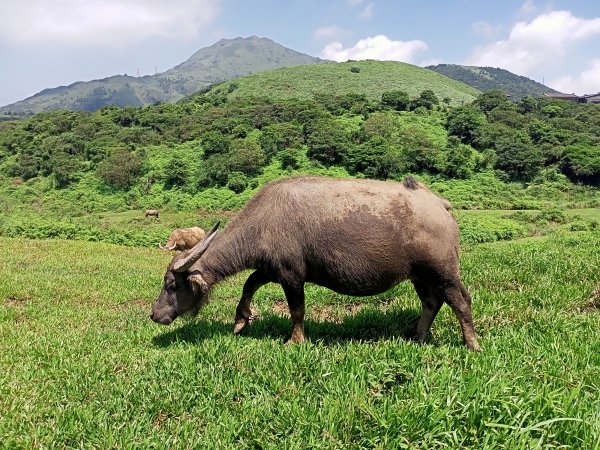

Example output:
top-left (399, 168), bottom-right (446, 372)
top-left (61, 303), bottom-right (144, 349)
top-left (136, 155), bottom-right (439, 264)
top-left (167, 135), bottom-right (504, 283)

top-left (158, 227), bottom-right (206, 251)
top-left (150, 176), bottom-right (480, 351)
top-left (145, 209), bottom-right (159, 218)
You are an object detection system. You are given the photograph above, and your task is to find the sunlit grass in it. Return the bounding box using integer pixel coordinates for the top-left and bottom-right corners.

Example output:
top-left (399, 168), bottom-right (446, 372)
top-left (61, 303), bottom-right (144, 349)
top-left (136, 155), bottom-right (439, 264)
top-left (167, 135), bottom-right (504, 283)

top-left (1, 233), bottom-right (599, 448)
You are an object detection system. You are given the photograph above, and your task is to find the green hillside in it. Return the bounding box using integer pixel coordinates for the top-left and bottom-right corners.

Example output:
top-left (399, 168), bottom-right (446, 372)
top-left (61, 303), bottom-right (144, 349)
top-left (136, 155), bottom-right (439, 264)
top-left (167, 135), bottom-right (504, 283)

top-left (427, 64), bottom-right (562, 99)
top-left (203, 60), bottom-right (481, 105)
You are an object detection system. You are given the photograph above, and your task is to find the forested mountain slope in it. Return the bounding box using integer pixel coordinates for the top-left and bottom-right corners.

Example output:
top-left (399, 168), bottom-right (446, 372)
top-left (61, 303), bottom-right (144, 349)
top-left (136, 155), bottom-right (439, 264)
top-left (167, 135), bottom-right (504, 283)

top-left (427, 64), bottom-right (563, 99)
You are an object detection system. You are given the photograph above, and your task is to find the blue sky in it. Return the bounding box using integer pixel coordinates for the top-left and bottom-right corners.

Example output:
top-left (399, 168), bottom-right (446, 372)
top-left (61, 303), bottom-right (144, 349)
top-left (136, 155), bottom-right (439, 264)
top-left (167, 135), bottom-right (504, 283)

top-left (1, 0), bottom-right (599, 107)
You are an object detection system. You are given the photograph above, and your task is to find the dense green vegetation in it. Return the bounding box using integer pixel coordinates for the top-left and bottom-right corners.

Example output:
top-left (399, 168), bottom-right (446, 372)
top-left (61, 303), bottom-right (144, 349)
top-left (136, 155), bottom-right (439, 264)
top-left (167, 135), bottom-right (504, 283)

top-left (0, 70), bottom-right (598, 236)
top-left (1, 231), bottom-right (598, 447)
top-left (427, 64), bottom-right (562, 100)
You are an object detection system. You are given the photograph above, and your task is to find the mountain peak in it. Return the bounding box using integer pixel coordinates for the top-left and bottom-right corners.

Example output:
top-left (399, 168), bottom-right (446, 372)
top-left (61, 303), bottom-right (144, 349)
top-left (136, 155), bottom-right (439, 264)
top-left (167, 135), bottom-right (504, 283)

top-left (0, 37), bottom-right (324, 114)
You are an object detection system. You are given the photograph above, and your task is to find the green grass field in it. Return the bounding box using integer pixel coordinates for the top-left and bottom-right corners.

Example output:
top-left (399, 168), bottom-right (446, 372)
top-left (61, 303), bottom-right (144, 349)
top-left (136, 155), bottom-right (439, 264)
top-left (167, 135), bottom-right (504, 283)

top-left (1, 229), bottom-right (599, 448)
top-left (206, 60), bottom-right (480, 105)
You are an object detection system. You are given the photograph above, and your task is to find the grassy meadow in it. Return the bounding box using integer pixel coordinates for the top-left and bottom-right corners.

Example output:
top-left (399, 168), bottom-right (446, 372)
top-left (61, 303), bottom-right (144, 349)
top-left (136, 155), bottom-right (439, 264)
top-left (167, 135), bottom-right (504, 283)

top-left (1, 223), bottom-right (599, 448)
top-left (207, 60), bottom-right (480, 105)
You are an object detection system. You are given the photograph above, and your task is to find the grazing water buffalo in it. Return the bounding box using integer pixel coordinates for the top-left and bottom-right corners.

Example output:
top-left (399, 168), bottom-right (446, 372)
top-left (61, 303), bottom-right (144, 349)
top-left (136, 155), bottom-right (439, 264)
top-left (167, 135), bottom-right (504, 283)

top-left (150, 176), bottom-right (480, 351)
top-left (158, 227), bottom-right (206, 251)
top-left (145, 209), bottom-right (159, 218)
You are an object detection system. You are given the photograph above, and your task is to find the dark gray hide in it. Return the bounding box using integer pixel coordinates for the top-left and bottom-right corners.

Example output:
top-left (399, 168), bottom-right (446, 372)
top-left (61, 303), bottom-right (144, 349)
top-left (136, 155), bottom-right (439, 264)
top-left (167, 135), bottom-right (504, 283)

top-left (150, 176), bottom-right (480, 351)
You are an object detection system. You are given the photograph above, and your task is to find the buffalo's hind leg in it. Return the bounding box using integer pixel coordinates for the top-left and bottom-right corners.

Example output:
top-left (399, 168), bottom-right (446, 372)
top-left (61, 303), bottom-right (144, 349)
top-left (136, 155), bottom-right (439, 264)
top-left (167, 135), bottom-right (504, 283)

top-left (234, 270), bottom-right (272, 334)
top-left (412, 281), bottom-right (444, 344)
top-left (442, 280), bottom-right (481, 352)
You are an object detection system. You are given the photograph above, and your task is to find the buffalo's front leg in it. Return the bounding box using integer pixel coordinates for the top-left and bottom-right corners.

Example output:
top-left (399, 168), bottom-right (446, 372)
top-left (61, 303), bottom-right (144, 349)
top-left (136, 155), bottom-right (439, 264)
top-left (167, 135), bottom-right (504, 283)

top-left (234, 271), bottom-right (271, 334)
top-left (282, 281), bottom-right (306, 343)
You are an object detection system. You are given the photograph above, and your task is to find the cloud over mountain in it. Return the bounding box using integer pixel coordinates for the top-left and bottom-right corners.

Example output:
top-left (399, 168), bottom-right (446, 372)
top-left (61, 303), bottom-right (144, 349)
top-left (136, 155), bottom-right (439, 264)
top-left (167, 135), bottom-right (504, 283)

top-left (465, 10), bottom-right (600, 76)
top-left (320, 35), bottom-right (427, 63)
top-left (0, 0), bottom-right (221, 47)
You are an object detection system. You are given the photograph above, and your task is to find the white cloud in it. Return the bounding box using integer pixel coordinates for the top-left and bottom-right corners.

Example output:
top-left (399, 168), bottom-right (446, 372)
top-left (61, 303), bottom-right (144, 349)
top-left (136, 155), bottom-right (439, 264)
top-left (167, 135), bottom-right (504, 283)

top-left (549, 59), bottom-right (600, 95)
top-left (359, 3), bottom-right (374, 19)
top-left (313, 25), bottom-right (350, 40)
top-left (465, 10), bottom-right (600, 75)
top-left (471, 21), bottom-right (501, 39)
top-left (422, 58), bottom-right (443, 67)
top-left (0, 0), bottom-right (221, 47)
top-left (320, 35), bottom-right (427, 63)
top-left (519, 0), bottom-right (538, 17)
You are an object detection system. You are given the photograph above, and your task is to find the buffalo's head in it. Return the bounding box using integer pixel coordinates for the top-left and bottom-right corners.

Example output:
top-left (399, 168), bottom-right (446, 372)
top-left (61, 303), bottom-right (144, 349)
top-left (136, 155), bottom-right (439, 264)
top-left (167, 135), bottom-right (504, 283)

top-left (150, 223), bottom-right (219, 325)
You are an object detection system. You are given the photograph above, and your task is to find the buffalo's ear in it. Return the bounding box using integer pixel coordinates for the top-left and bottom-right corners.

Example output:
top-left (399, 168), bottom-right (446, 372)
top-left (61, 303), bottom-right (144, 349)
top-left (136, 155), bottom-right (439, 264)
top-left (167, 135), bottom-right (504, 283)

top-left (187, 273), bottom-right (208, 295)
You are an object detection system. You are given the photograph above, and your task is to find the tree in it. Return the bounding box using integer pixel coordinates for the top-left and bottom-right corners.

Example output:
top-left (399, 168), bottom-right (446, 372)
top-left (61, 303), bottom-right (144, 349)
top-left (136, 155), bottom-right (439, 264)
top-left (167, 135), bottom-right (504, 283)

top-left (305, 119), bottom-right (349, 165)
top-left (487, 106), bottom-right (525, 129)
top-left (344, 136), bottom-right (401, 179)
top-left (560, 144), bottom-right (600, 185)
top-left (96, 147), bottom-right (142, 189)
top-left (279, 149), bottom-right (300, 171)
top-left (201, 131), bottom-right (231, 159)
top-left (381, 90), bottom-right (410, 111)
top-left (442, 139), bottom-right (475, 179)
top-left (259, 123), bottom-right (302, 161)
top-left (163, 157), bottom-right (189, 188)
top-left (398, 127), bottom-right (442, 173)
top-left (474, 89), bottom-right (510, 114)
top-left (493, 131), bottom-right (543, 181)
top-left (362, 112), bottom-right (397, 139)
top-left (51, 153), bottom-right (81, 187)
top-left (197, 154), bottom-right (230, 188)
top-left (411, 89), bottom-right (439, 110)
top-left (14, 153), bottom-right (41, 180)
top-left (226, 171), bottom-right (248, 193)
top-left (228, 138), bottom-right (266, 177)
top-left (446, 106), bottom-right (487, 148)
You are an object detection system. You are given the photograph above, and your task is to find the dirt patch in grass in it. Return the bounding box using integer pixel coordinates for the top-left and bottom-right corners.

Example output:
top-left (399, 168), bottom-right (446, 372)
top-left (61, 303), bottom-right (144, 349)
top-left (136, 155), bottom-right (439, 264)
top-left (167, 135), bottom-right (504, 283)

top-left (3, 294), bottom-right (32, 322)
top-left (271, 299), bottom-right (374, 323)
top-left (4, 294), bottom-right (32, 307)
top-left (272, 299), bottom-right (288, 316)
top-left (577, 285), bottom-right (600, 313)
top-left (153, 411), bottom-right (169, 429)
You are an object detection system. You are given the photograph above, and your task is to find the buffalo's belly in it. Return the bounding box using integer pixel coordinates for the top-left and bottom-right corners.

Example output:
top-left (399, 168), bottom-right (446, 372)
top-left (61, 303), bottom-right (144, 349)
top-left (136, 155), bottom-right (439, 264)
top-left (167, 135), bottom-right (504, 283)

top-left (305, 267), bottom-right (405, 297)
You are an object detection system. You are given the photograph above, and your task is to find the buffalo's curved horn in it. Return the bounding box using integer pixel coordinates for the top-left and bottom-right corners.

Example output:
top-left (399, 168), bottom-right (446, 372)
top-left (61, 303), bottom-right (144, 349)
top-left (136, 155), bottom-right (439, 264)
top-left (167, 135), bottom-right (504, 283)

top-left (172, 222), bottom-right (220, 272)
top-left (158, 242), bottom-right (176, 250)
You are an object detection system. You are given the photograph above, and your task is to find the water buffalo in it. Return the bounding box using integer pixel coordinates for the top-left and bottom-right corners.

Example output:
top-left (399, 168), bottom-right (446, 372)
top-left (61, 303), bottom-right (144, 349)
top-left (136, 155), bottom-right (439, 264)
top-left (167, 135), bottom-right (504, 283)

top-left (145, 209), bottom-right (159, 218)
top-left (158, 227), bottom-right (206, 251)
top-left (150, 176), bottom-right (480, 351)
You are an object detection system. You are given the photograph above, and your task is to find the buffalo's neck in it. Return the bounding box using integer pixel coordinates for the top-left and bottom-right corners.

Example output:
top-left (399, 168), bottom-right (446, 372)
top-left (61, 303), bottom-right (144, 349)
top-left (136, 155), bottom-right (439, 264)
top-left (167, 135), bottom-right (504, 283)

top-left (200, 229), bottom-right (253, 286)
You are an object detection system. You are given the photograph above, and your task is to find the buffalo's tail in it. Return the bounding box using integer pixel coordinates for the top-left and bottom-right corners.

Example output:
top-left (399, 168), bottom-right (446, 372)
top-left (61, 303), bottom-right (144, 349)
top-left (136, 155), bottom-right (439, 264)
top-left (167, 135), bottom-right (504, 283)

top-left (403, 176), bottom-right (419, 190)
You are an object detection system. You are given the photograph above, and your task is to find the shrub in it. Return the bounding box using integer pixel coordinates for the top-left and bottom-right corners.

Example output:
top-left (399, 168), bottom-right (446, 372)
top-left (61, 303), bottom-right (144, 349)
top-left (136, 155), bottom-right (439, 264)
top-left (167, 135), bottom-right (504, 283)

top-left (96, 147), bottom-right (142, 189)
top-left (458, 215), bottom-right (526, 244)
top-left (305, 119), bottom-right (349, 166)
top-left (535, 207), bottom-right (568, 224)
top-left (279, 149), bottom-right (300, 171)
top-left (163, 157), bottom-right (189, 188)
top-left (226, 171), bottom-right (248, 193)
top-left (381, 90), bottom-right (410, 111)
